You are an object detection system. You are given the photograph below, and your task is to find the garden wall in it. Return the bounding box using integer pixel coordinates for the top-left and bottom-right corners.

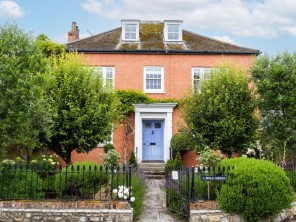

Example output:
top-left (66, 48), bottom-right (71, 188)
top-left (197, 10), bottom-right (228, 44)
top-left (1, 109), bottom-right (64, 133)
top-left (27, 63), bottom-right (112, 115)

top-left (0, 201), bottom-right (133, 222)
top-left (190, 201), bottom-right (296, 222)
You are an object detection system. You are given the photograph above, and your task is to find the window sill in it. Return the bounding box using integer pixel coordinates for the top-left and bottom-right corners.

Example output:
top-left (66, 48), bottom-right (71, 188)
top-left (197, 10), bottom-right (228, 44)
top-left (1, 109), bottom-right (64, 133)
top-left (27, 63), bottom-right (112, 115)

top-left (144, 91), bottom-right (166, 94)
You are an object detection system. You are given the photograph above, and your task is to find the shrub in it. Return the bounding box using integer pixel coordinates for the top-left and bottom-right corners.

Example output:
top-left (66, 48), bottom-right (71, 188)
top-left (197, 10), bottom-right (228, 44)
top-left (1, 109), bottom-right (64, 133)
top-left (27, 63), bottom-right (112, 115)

top-left (128, 151), bottom-right (137, 167)
top-left (103, 143), bottom-right (115, 153)
top-left (198, 146), bottom-right (224, 167)
top-left (174, 152), bottom-right (183, 169)
top-left (0, 165), bottom-right (44, 199)
top-left (170, 131), bottom-right (195, 156)
top-left (217, 158), bottom-right (294, 221)
top-left (101, 149), bottom-right (121, 169)
top-left (55, 162), bottom-right (107, 199)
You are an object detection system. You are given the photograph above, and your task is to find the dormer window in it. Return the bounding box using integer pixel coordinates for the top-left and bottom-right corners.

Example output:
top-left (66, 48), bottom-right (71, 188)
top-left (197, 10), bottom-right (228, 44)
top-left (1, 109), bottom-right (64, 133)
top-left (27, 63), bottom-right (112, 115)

top-left (164, 20), bottom-right (183, 42)
top-left (121, 20), bottom-right (139, 41)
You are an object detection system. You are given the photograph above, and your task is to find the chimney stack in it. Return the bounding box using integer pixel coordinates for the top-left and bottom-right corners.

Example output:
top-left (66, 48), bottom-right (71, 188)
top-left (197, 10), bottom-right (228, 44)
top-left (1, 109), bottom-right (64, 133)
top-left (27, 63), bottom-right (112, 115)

top-left (68, 21), bottom-right (80, 43)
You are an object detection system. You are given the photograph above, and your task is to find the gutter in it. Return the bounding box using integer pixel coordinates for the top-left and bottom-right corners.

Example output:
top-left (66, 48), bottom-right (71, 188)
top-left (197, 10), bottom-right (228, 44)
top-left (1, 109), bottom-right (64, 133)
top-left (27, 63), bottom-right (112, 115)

top-left (66, 48), bottom-right (260, 56)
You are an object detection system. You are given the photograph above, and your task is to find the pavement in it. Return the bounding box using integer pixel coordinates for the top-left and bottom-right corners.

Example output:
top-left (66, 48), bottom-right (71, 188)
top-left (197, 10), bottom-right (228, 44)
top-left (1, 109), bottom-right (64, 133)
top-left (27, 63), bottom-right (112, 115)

top-left (137, 178), bottom-right (182, 222)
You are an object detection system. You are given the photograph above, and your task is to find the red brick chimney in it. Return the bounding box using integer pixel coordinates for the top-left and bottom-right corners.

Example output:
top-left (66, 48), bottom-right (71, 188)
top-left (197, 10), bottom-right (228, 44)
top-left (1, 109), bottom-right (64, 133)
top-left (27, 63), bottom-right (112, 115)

top-left (68, 21), bottom-right (80, 43)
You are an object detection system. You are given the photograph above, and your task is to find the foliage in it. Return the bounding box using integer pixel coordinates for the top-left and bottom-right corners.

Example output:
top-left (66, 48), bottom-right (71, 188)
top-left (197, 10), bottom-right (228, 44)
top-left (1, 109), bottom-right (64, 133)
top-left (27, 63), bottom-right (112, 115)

top-left (0, 165), bottom-right (44, 199)
top-left (115, 90), bottom-right (151, 115)
top-left (251, 52), bottom-right (296, 160)
top-left (55, 162), bottom-right (107, 199)
top-left (165, 152), bottom-right (183, 170)
top-left (183, 62), bottom-right (258, 156)
top-left (101, 150), bottom-right (121, 169)
top-left (198, 146), bottom-right (224, 167)
top-left (128, 151), bottom-right (137, 167)
top-left (0, 23), bottom-right (52, 161)
top-left (45, 53), bottom-right (121, 164)
top-left (35, 34), bottom-right (65, 57)
top-left (174, 152), bottom-right (183, 168)
top-left (170, 130), bottom-right (196, 156)
top-left (103, 143), bottom-right (115, 153)
top-left (109, 169), bottom-right (146, 220)
top-left (217, 158), bottom-right (294, 221)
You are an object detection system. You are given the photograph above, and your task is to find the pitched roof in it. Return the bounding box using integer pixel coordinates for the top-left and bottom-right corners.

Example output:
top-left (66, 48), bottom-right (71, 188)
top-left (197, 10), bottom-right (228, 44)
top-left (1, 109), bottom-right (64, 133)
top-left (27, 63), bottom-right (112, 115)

top-left (66, 21), bottom-right (259, 55)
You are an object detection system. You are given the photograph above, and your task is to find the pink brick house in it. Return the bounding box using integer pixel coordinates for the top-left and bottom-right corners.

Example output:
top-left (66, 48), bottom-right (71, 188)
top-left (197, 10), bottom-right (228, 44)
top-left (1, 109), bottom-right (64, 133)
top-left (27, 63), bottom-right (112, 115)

top-left (66, 20), bottom-right (259, 166)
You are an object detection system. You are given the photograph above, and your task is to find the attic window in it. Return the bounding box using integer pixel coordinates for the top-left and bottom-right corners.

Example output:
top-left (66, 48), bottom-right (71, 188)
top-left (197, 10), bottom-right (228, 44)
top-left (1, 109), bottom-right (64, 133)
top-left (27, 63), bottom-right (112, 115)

top-left (121, 20), bottom-right (139, 41)
top-left (164, 20), bottom-right (183, 42)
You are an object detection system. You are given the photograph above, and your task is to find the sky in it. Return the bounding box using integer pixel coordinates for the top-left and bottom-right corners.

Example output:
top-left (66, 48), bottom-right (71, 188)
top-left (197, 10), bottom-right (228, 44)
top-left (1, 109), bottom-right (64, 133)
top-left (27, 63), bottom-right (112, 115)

top-left (0, 0), bottom-right (296, 56)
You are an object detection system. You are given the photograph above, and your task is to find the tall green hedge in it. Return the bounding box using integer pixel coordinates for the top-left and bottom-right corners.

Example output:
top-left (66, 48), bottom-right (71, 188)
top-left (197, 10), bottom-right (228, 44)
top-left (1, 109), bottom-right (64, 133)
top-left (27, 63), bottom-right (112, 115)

top-left (217, 158), bottom-right (294, 221)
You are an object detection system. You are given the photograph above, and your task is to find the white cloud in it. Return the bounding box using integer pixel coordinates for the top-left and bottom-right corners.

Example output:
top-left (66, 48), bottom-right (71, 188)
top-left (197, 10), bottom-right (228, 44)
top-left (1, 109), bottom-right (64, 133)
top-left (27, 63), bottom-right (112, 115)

top-left (81, 0), bottom-right (296, 39)
top-left (212, 35), bottom-right (237, 45)
top-left (0, 1), bottom-right (24, 19)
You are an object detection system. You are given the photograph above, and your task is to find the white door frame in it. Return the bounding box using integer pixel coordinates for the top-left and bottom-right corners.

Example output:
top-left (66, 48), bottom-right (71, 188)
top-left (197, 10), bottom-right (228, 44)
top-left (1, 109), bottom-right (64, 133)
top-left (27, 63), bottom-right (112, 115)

top-left (133, 103), bottom-right (177, 163)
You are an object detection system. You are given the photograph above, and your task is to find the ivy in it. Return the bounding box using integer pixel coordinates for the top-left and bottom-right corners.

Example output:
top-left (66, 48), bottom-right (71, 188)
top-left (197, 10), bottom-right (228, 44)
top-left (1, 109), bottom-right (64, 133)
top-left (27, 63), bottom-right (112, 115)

top-left (115, 90), bottom-right (179, 116)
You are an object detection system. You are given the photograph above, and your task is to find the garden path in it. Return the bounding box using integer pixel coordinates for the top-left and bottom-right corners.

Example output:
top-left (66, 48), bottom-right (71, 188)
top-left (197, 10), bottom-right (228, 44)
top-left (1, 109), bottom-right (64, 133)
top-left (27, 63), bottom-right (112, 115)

top-left (137, 178), bottom-right (181, 222)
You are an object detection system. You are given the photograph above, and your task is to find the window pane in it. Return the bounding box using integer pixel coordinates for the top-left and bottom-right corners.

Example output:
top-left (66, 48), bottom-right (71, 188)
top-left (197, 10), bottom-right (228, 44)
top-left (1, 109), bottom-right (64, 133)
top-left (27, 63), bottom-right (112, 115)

top-left (155, 123), bottom-right (161, 128)
top-left (145, 123), bottom-right (151, 128)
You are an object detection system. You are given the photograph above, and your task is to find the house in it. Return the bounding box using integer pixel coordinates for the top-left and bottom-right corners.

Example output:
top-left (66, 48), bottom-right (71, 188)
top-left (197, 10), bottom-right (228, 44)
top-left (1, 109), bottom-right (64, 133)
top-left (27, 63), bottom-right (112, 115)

top-left (66, 20), bottom-right (259, 166)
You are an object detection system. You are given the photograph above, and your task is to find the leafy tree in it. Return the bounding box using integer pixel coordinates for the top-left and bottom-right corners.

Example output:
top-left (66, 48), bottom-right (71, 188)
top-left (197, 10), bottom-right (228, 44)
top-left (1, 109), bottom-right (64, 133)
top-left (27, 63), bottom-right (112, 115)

top-left (183, 62), bottom-right (258, 156)
top-left (35, 34), bottom-right (65, 57)
top-left (0, 24), bottom-right (51, 161)
top-left (251, 52), bottom-right (296, 160)
top-left (45, 53), bottom-right (121, 164)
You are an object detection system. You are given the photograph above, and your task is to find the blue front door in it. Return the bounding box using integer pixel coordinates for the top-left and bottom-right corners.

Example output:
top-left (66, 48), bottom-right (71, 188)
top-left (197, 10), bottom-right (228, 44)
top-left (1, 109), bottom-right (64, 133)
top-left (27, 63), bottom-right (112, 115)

top-left (142, 120), bottom-right (164, 161)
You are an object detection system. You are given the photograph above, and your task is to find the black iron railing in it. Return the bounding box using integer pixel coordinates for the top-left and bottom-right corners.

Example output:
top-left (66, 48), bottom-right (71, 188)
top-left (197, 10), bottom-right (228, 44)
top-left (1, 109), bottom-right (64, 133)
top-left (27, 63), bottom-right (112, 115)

top-left (0, 164), bottom-right (132, 201)
top-left (165, 166), bottom-right (233, 220)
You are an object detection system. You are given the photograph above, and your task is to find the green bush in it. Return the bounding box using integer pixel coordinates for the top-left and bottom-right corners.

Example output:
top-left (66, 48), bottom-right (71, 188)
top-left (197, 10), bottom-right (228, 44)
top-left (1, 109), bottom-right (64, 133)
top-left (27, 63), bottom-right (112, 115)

top-left (128, 151), bottom-right (137, 167)
top-left (217, 158), bottom-right (294, 221)
top-left (130, 173), bottom-right (146, 220)
top-left (0, 165), bottom-right (44, 199)
top-left (174, 152), bottom-right (183, 169)
top-left (103, 143), bottom-right (115, 153)
top-left (170, 131), bottom-right (195, 156)
top-left (55, 162), bottom-right (107, 199)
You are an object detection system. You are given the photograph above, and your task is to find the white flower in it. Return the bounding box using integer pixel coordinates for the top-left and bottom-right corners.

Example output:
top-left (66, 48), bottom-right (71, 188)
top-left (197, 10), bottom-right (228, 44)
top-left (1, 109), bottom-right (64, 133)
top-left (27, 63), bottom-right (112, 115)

top-left (43, 158), bottom-right (46, 161)
top-left (130, 197), bottom-right (135, 202)
top-left (113, 189), bottom-right (118, 194)
top-left (242, 154), bottom-right (247, 158)
top-left (124, 189), bottom-right (129, 194)
top-left (123, 195), bottom-right (127, 200)
top-left (118, 192), bottom-right (123, 198)
top-left (42, 155), bottom-right (46, 158)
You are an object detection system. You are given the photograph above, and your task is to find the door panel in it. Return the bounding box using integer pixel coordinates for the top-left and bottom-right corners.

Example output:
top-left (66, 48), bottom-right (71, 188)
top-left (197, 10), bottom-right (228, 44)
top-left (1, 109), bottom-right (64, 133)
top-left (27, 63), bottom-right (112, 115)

top-left (142, 120), bottom-right (164, 161)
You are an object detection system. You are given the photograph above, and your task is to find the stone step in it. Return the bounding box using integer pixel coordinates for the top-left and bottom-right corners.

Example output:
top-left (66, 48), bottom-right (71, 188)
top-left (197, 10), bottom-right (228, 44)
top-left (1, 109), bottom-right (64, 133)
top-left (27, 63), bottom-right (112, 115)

top-left (138, 163), bottom-right (166, 179)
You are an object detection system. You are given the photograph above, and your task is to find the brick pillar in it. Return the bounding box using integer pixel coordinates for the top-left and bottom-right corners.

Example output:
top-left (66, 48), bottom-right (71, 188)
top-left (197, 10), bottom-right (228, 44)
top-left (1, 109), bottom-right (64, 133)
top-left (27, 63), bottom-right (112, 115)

top-left (68, 21), bottom-right (79, 43)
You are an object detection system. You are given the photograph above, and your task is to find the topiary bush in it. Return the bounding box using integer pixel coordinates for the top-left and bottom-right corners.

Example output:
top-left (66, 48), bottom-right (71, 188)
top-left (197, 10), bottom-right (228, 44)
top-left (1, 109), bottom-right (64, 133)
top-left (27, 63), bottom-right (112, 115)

top-left (170, 131), bottom-right (195, 156)
top-left (103, 143), bottom-right (115, 153)
top-left (217, 158), bottom-right (294, 221)
top-left (128, 151), bottom-right (137, 167)
top-left (55, 162), bottom-right (107, 199)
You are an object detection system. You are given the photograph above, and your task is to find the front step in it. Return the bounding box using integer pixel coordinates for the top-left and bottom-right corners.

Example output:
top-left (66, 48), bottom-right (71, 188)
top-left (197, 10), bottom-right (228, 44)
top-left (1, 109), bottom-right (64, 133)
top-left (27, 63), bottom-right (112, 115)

top-left (138, 163), bottom-right (166, 179)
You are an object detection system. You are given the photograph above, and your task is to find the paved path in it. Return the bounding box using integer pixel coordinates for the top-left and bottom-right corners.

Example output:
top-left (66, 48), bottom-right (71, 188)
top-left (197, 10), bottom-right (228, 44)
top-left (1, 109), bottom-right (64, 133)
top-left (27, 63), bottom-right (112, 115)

top-left (137, 178), bottom-right (181, 222)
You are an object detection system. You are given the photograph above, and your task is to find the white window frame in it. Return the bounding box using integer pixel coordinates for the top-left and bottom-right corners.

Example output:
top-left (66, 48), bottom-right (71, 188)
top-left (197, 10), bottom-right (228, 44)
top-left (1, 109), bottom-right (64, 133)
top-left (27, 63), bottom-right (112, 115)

top-left (93, 66), bottom-right (115, 87)
top-left (121, 20), bottom-right (140, 41)
top-left (164, 20), bottom-right (183, 42)
top-left (192, 67), bottom-right (211, 93)
top-left (144, 66), bottom-right (164, 93)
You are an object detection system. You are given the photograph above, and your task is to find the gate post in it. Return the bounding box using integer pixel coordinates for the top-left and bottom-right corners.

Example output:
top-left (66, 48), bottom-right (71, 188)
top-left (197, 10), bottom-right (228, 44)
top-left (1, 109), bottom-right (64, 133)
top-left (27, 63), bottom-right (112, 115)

top-left (190, 166), bottom-right (195, 202)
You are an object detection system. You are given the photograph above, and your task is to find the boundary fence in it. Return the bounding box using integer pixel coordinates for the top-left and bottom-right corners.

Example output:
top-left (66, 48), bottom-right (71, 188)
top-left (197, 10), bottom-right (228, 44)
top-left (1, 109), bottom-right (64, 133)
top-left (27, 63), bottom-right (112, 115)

top-left (0, 164), bottom-right (132, 201)
top-left (165, 166), bottom-right (233, 220)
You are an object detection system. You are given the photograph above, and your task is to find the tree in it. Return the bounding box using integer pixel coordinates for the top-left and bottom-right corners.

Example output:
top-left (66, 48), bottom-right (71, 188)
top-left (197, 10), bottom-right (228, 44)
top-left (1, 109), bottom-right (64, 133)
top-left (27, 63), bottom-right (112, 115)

top-left (183, 62), bottom-right (258, 156)
top-left (0, 24), bottom-right (52, 161)
top-left (251, 52), bottom-right (296, 160)
top-left (46, 53), bottom-right (121, 164)
top-left (35, 34), bottom-right (65, 57)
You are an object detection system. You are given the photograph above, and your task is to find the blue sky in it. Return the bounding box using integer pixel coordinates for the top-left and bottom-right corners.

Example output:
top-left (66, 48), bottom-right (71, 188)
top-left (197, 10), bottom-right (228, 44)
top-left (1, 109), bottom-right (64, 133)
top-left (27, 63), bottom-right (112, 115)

top-left (0, 0), bottom-right (296, 56)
